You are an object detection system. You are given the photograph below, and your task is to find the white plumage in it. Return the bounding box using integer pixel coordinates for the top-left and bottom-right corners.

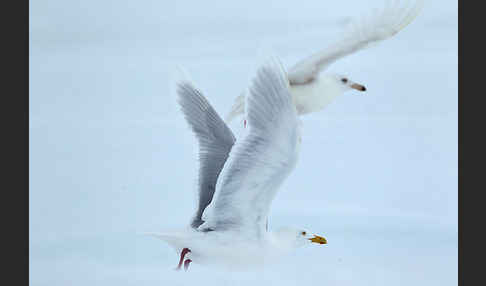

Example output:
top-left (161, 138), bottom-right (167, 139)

top-left (226, 0), bottom-right (425, 123)
top-left (148, 59), bottom-right (326, 271)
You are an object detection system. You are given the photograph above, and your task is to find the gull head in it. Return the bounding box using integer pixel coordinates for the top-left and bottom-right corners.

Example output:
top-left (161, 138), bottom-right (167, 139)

top-left (272, 227), bottom-right (327, 249)
top-left (330, 74), bottom-right (366, 93)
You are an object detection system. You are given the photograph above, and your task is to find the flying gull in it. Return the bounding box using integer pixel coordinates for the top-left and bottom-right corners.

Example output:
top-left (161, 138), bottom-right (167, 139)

top-left (226, 0), bottom-right (425, 125)
top-left (148, 59), bottom-right (327, 271)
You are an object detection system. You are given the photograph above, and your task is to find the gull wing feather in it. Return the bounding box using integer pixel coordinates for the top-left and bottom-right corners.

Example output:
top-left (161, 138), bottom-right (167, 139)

top-left (199, 59), bottom-right (301, 237)
top-left (288, 0), bottom-right (425, 84)
top-left (176, 81), bottom-right (236, 229)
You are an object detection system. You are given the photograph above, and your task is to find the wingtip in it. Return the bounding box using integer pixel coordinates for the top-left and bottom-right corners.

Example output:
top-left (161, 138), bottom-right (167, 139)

top-left (173, 65), bottom-right (193, 83)
top-left (172, 66), bottom-right (198, 96)
top-left (264, 56), bottom-right (287, 76)
top-left (395, 0), bottom-right (425, 32)
top-left (256, 56), bottom-right (290, 89)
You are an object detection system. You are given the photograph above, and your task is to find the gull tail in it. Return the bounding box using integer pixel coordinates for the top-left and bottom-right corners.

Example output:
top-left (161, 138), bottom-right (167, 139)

top-left (143, 231), bottom-right (187, 252)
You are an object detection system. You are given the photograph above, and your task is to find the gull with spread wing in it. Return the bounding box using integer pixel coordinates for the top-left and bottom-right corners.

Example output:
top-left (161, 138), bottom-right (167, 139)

top-left (226, 0), bottom-right (425, 125)
top-left (147, 59), bottom-right (326, 271)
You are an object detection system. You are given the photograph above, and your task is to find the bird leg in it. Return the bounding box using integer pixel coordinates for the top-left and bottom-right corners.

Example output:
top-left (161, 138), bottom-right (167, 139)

top-left (175, 248), bottom-right (191, 271)
top-left (183, 259), bottom-right (192, 271)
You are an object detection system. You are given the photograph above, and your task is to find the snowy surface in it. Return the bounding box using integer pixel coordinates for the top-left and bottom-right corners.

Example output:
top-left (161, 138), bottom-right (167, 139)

top-left (30, 0), bottom-right (457, 285)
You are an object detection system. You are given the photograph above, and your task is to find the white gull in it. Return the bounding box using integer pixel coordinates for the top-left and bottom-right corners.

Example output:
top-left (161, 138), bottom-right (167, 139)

top-left (147, 59), bottom-right (327, 271)
top-left (226, 0), bottom-right (425, 124)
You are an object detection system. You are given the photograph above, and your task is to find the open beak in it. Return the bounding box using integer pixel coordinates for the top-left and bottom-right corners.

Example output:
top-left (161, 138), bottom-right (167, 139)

top-left (351, 83), bottom-right (366, 92)
top-left (308, 235), bottom-right (327, 245)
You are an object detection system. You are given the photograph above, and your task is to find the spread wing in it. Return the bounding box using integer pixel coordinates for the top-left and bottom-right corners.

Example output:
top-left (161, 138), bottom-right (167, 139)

top-left (288, 0), bottom-right (425, 84)
top-left (199, 59), bottom-right (301, 237)
top-left (176, 81), bottom-right (236, 229)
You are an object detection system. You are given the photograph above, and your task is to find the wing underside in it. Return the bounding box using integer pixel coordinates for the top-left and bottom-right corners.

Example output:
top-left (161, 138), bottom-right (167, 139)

top-left (288, 0), bottom-right (425, 84)
top-left (199, 59), bottom-right (301, 237)
top-left (176, 82), bottom-right (236, 229)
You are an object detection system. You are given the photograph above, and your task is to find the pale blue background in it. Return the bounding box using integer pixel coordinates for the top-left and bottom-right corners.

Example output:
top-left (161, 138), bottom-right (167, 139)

top-left (30, 0), bottom-right (457, 285)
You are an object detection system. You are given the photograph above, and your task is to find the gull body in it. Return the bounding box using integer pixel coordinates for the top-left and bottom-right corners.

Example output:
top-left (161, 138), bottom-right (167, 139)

top-left (148, 60), bottom-right (326, 271)
top-left (225, 0), bottom-right (424, 123)
top-left (151, 227), bottom-right (321, 270)
top-left (290, 74), bottom-right (357, 115)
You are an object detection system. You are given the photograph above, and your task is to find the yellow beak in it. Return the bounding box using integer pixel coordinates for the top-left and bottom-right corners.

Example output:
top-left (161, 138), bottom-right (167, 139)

top-left (309, 235), bottom-right (327, 245)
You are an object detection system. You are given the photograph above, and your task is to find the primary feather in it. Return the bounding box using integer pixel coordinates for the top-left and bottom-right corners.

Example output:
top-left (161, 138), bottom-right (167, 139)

top-left (225, 0), bottom-right (425, 123)
top-left (176, 82), bottom-right (236, 229)
top-left (288, 0), bottom-right (425, 84)
top-left (200, 59), bottom-right (302, 238)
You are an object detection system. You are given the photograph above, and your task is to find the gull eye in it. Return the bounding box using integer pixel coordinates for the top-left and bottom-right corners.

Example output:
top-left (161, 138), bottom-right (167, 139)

top-left (301, 231), bottom-right (306, 236)
top-left (341, 78), bottom-right (348, 83)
